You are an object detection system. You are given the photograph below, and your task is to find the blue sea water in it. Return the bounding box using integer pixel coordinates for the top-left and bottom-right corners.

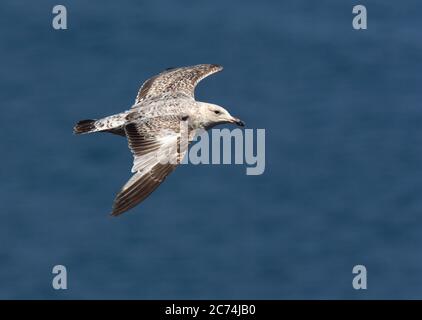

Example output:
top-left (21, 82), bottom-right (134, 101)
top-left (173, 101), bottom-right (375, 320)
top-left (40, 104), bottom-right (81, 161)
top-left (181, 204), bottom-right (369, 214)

top-left (0, 0), bottom-right (422, 299)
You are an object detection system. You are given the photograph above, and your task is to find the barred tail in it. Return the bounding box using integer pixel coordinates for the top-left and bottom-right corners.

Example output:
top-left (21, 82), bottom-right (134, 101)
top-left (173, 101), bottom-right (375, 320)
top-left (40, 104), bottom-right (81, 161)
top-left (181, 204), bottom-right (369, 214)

top-left (73, 119), bottom-right (97, 134)
top-left (74, 112), bottom-right (129, 136)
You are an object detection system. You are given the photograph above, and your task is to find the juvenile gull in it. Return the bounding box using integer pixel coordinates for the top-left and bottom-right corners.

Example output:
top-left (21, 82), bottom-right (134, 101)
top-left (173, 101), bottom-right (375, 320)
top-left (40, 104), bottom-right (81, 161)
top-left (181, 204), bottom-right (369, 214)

top-left (74, 64), bottom-right (244, 216)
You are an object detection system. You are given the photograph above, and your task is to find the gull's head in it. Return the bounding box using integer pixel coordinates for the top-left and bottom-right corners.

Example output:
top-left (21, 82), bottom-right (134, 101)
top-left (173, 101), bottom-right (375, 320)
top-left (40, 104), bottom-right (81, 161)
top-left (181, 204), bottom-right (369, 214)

top-left (199, 102), bottom-right (245, 129)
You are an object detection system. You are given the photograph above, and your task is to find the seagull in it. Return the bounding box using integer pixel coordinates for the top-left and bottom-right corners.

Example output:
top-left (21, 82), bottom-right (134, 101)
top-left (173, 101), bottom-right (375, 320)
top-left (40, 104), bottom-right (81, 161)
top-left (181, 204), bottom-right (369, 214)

top-left (73, 64), bottom-right (244, 216)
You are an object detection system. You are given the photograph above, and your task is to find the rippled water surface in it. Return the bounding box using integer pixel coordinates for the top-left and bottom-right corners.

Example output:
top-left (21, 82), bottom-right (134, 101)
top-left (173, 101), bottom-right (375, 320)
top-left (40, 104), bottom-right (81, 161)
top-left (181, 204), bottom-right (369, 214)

top-left (0, 0), bottom-right (421, 298)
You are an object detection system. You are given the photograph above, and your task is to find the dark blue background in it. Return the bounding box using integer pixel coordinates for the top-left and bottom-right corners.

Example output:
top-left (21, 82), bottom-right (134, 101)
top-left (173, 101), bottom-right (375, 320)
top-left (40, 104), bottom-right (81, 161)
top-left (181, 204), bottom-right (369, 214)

top-left (1, 0), bottom-right (421, 299)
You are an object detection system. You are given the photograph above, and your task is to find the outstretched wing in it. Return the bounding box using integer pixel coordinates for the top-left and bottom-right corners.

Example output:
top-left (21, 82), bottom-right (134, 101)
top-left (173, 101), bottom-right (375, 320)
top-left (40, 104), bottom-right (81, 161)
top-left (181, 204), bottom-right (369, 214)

top-left (111, 115), bottom-right (193, 216)
top-left (133, 64), bottom-right (223, 105)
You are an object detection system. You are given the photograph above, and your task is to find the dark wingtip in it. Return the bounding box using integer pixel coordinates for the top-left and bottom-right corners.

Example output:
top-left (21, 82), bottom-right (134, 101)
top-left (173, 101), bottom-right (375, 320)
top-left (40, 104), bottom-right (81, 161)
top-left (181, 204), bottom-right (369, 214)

top-left (73, 119), bottom-right (96, 134)
top-left (110, 208), bottom-right (123, 217)
top-left (211, 64), bottom-right (223, 70)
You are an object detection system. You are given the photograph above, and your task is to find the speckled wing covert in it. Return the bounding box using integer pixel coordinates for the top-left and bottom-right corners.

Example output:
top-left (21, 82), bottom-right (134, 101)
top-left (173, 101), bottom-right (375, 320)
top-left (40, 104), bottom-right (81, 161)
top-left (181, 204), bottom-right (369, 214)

top-left (111, 115), bottom-right (192, 216)
top-left (134, 64), bottom-right (223, 105)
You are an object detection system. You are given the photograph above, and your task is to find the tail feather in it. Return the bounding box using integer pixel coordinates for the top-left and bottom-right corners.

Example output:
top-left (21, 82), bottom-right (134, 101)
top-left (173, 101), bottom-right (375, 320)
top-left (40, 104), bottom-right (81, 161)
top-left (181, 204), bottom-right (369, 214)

top-left (73, 119), bottom-right (97, 134)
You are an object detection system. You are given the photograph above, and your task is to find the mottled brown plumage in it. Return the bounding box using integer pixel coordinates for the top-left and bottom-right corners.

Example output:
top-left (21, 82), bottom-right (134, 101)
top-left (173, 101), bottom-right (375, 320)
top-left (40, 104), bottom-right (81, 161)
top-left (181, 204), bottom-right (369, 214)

top-left (134, 64), bottom-right (222, 104)
top-left (74, 64), bottom-right (244, 216)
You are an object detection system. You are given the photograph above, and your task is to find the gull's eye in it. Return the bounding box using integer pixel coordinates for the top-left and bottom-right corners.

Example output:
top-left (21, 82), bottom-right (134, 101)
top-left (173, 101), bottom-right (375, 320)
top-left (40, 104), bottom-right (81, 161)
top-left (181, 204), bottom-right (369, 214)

top-left (214, 110), bottom-right (221, 115)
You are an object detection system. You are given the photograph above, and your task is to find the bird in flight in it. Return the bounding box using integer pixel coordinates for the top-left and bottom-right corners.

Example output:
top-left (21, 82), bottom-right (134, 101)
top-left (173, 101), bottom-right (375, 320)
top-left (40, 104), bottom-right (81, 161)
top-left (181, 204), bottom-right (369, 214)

top-left (74, 64), bottom-right (244, 216)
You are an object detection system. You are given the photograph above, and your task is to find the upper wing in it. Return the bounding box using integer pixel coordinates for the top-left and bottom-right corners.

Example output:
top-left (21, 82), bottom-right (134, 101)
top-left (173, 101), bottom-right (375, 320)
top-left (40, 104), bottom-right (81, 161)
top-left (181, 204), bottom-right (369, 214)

top-left (111, 115), bottom-right (192, 216)
top-left (133, 64), bottom-right (223, 106)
